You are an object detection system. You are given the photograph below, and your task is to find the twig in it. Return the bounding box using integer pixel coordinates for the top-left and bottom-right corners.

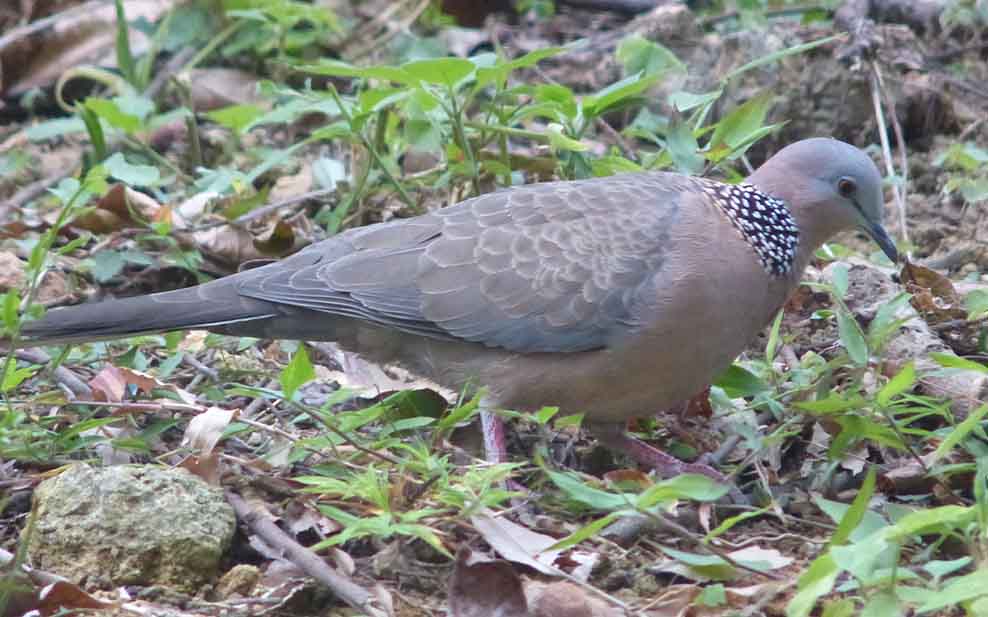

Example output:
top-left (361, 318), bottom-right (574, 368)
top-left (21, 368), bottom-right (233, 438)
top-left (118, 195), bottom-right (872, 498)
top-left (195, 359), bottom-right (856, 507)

top-left (224, 490), bottom-right (389, 617)
top-left (871, 61), bottom-right (910, 247)
top-left (868, 62), bottom-right (909, 254)
top-left (194, 187), bottom-right (337, 231)
top-left (345, 0), bottom-right (431, 62)
top-left (0, 170), bottom-right (75, 222)
top-left (182, 352), bottom-right (219, 381)
top-left (5, 399), bottom-right (204, 413)
top-left (13, 348), bottom-right (92, 399)
top-left (639, 511), bottom-right (783, 580)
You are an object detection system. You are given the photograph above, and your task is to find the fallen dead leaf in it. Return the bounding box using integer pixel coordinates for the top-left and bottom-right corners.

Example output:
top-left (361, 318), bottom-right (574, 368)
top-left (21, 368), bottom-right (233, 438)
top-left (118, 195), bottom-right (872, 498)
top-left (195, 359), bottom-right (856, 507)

top-left (186, 67), bottom-right (266, 111)
top-left (2, 0), bottom-right (169, 96)
top-left (72, 183), bottom-right (164, 233)
top-left (448, 547), bottom-right (527, 617)
top-left (36, 580), bottom-right (120, 616)
top-left (0, 250), bottom-right (25, 290)
top-left (180, 406), bottom-right (238, 484)
top-left (470, 510), bottom-right (562, 576)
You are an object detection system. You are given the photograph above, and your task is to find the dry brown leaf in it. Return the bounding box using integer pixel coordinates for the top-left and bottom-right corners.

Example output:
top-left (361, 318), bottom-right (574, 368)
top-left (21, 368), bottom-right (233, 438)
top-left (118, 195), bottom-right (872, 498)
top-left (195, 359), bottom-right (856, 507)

top-left (87, 365), bottom-right (174, 404)
top-left (0, 250), bottom-right (26, 290)
top-left (2, 0), bottom-right (169, 96)
top-left (601, 469), bottom-right (651, 490)
top-left (448, 547), bottom-right (528, 617)
top-left (901, 260), bottom-right (966, 324)
top-left (36, 580), bottom-right (119, 616)
top-left (470, 510), bottom-right (562, 575)
top-left (253, 219), bottom-right (297, 256)
top-left (182, 406), bottom-right (237, 454)
top-left (186, 67), bottom-right (266, 111)
top-left (72, 183), bottom-right (164, 233)
top-left (179, 406), bottom-right (238, 484)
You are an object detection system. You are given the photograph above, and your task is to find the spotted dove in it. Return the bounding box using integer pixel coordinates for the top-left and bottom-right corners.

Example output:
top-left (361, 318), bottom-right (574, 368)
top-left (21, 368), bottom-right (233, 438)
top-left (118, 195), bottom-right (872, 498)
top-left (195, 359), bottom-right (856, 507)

top-left (17, 138), bottom-right (898, 483)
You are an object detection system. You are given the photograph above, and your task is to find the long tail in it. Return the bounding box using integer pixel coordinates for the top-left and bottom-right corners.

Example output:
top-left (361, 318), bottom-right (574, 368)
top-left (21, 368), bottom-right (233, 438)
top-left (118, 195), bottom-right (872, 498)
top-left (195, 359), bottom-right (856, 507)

top-left (17, 277), bottom-right (278, 347)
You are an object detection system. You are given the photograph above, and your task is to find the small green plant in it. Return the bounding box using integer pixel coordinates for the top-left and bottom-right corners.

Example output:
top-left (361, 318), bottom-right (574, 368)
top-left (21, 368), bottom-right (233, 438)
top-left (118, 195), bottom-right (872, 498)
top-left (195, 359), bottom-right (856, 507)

top-left (936, 142), bottom-right (988, 205)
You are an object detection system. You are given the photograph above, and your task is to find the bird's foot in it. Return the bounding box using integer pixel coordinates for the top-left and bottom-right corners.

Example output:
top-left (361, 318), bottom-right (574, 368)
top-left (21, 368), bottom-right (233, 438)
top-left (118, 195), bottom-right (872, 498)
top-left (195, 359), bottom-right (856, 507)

top-left (589, 422), bottom-right (748, 505)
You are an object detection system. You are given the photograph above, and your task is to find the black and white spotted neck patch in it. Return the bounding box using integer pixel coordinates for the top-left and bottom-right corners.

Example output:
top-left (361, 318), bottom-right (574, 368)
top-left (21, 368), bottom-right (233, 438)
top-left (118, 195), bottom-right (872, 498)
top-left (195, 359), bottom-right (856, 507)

top-left (699, 180), bottom-right (800, 276)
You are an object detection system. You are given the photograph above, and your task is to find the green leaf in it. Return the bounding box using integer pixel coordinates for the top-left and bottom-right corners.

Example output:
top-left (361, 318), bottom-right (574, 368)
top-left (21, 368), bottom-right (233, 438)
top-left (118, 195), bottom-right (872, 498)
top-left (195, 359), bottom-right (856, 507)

top-left (706, 91), bottom-right (774, 159)
top-left (436, 394), bottom-right (481, 430)
top-left (830, 467), bottom-right (876, 547)
top-left (2, 364), bottom-right (37, 392)
top-left (583, 71), bottom-right (659, 118)
top-left (78, 105), bottom-right (107, 160)
top-left (616, 34), bottom-right (684, 77)
top-left (815, 497), bottom-right (889, 542)
top-left (787, 553), bottom-right (839, 617)
top-left (534, 406), bottom-right (559, 424)
top-left (829, 532), bottom-right (889, 587)
top-left (206, 104), bottom-right (264, 133)
top-left (929, 351), bottom-right (988, 373)
top-left (876, 361), bottom-right (915, 407)
top-left (885, 505), bottom-right (973, 540)
top-left (545, 469), bottom-right (630, 511)
top-left (25, 117), bottom-right (88, 141)
top-left (796, 394), bottom-right (867, 414)
top-left (281, 345), bottom-right (315, 401)
top-left (660, 547), bottom-right (737, 580)
top-left (930, 403), bottom-right (988, 464)
top-left (299, 60), bottom-right (412, 83)
top-left (705, 507), bottom-right (769, 540)
top-left (635, 474), bottom-right (729, 508)
top-left (965, 289), bottom-right (988, 319)
top-left (546, 512), bottom-right (621, 551)
top-left (821, 599), bottom-right (856, 617)
top-left (764, 309), bottom-right (784, 363)
top-left (860, 591), bottom-right (900, 617)
top-left (723, 34), bottom-right (840, 82)
top-left (668, 89), bottom-right (722, 113)
top-left (917, 567), bottom-right (988, 613)
top-left (114, 0), bottom-right (137, 86)
top-left (696, 584), bottom-right (726, 607)
top-left (922, 557), bottom-right (971, 579)
top-left (665, 120), bottom-right (704, 174)
top-left (88, 250), bottom-right (126, 282)
top-left (85, 97), bottom-right (142, 133)
top-left (546, 123), bottom-right (589, 152)
top-left (831, 264), bottom-right (849, 298)
top-left (714, 364), bottom-right (769, 398)
top-left (403, 57), bottom-right (476, 87)
top-left (2, 290), bottom-right (20, 330)
top-left (103, 152), bottom-right (160, 186)
top-left (836, 308), bottom-right (868, 366)
top-left (476, 47), bottom-right (566, 88)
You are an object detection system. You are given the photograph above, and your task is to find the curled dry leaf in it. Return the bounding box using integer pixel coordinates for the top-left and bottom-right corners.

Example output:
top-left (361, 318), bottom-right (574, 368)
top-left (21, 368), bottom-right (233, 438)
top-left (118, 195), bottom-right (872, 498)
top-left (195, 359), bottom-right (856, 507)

top-left (72, 183), bottom-right (164, 233)
top-left (88, 365), bottom-right (159, 403)
top-left (87, 364), bottom-right (197, 407)
top-left (186, 218), bottom-right (305, 271)
top-left (182, 406), bottom-right (237, 454)
top-left (253, 220), bottom-right (298, 257)
top-left (900, 260), bottom-right (965, 324)
top-left (180, 406), bottom-right (237, 484)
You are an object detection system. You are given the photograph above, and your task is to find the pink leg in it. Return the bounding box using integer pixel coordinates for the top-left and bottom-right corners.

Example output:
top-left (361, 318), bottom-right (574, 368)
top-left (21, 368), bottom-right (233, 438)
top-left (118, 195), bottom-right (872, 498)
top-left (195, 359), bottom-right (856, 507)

top-left (481, 406), bottom-right (508, 464)
top-left (589, 422), bottom-right (747, 503)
